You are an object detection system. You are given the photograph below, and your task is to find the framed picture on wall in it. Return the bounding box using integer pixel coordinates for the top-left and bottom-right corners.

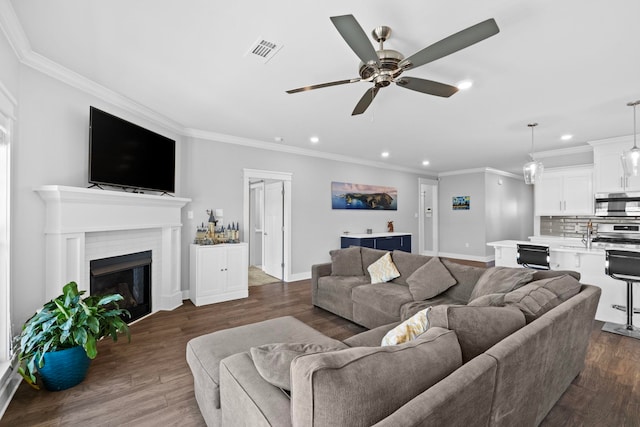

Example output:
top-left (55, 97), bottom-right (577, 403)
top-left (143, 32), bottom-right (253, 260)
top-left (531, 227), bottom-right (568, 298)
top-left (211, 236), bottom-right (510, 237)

top-left (331, 181), bottom-right (397, 210)
top-left (452, 196), bottom-right (470, 210)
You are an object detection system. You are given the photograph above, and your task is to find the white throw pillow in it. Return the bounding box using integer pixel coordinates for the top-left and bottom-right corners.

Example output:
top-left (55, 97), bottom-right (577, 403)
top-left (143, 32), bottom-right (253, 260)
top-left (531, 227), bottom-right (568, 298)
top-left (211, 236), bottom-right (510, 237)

top-left (367, 252), bottom-right (400, 284)
top-left (381, 307), bottom-right (431, 346)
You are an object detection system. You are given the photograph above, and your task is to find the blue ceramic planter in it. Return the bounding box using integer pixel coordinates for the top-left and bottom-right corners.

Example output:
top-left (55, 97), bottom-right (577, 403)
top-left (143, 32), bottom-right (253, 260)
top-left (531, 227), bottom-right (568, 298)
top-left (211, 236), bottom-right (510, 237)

top-left (38, 346), bottom-right (91, 391)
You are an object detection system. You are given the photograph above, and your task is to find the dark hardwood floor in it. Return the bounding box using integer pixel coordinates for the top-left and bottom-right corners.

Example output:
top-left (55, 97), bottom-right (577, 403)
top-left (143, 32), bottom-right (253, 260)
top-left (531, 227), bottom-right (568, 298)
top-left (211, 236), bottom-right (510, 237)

top-left (1, 279), bottom-right (639, 426)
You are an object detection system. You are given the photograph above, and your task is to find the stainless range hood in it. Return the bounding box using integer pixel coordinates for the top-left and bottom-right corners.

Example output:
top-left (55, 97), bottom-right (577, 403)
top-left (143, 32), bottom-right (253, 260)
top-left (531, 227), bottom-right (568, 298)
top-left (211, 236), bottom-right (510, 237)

top-left (594, 192), bottom-right (640, 216)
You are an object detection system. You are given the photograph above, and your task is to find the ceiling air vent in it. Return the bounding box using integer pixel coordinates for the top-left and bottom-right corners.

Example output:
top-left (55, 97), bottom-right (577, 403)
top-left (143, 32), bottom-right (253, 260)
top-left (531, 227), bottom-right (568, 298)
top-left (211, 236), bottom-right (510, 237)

top-left (245, 37), bottom-right (283, 64)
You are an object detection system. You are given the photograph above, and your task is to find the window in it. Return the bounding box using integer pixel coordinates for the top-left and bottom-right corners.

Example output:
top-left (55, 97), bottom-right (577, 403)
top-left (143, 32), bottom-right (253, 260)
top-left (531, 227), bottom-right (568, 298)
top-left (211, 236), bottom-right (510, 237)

top-left (0, 114), bottom-right (11, 364)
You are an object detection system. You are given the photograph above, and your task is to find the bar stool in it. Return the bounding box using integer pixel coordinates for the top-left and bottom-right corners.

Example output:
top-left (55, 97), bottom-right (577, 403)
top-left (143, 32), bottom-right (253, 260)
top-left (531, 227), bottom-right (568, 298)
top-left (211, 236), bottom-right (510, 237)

top-left (602, 249), bottom-right (640, 339)
top-left (516, 244), bottom-right (550, 270)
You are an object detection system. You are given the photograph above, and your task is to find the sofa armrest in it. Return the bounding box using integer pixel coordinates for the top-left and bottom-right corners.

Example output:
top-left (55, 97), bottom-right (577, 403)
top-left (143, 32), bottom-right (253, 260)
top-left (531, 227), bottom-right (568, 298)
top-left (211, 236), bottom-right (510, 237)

top-left (311, 263), bottom-right (332, 306)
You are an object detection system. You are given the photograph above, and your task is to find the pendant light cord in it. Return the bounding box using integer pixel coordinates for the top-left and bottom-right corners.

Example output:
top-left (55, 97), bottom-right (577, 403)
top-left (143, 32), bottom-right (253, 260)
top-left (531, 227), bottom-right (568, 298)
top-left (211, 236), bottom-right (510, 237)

top-left (528, 123), bottom-right (538, 160)
top-left (631, 101), bottom-right (639, 149)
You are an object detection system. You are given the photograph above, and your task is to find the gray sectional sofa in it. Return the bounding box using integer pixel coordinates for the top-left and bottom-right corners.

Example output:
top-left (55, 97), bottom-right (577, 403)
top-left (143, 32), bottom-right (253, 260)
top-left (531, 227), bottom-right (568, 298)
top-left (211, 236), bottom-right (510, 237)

top-left (186, 246), bottom-right (601, 426)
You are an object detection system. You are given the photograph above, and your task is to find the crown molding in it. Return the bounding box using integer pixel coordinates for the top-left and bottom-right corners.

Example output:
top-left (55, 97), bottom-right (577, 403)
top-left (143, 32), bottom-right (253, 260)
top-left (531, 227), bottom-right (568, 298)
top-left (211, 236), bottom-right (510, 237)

top-left (438, 167), bottom-right (521, 180)
top-left (587, 134), bottom-right (635, 147)
top-left (0, 0), bottom-right (30, 60)
top-left (184, 128), bottom-right (438, 176)
top-left (533, 144), bottom-right (593, 159)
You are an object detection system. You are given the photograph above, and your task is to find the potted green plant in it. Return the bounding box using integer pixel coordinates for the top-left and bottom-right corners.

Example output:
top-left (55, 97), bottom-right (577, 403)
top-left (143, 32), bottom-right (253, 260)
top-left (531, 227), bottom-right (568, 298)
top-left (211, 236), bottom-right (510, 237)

top-left (18, 281), bottom-right (131, 391)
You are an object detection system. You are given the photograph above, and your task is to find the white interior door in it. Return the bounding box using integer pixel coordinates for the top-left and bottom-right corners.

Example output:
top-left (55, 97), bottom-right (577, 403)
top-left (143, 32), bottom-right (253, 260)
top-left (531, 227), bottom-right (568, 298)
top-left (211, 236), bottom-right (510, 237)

top-left (418, 179), bottom-right (438, 256)
top-left (263, 181), bottom-right (283, 279)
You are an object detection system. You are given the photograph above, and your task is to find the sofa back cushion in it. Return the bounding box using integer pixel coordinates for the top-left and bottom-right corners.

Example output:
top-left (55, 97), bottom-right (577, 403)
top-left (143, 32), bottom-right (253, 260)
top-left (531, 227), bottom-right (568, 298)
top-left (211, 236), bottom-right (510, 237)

top-left (406, 257), bottom-right (457, 301)
top-left (290, 327), bottom-right (462, 427)
top-left (390, 250), bottom-right (431, 285)
top-left (428, 305), bottom-right (526, 363)
top-left (503, 274), bottom-right (582, 323)
top-left (441, 260), bottom-right (487, 303)
top-left (469, 267), bottom-right (535, 301)
top-left (330, 247), bottom-right (364, 276)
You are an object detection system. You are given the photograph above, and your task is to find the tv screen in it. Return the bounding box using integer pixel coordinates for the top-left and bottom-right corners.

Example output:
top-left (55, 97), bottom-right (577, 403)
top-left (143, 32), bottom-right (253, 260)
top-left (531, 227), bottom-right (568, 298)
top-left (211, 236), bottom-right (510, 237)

top-left (89, 106), bottom-right (175, 193)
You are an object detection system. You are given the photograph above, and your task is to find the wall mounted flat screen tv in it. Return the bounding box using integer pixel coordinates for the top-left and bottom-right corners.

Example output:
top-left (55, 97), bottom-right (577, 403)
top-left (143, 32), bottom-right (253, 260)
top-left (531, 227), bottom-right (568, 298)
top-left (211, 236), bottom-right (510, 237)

top-left (89, 106), bottom-right (175, 193)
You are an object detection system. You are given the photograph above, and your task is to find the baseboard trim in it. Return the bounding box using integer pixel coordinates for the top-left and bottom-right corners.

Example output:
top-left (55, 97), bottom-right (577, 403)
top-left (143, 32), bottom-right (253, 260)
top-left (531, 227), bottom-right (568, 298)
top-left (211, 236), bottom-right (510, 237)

top-left (0, 360), bottom-right (21, 420)
top-left (288, 271), bottom-right (311, 283)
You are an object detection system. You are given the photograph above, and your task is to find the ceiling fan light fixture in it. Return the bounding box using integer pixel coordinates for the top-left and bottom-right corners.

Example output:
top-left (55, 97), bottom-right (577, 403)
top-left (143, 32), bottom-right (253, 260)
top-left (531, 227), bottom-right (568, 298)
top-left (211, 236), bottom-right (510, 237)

top-left (523, 123), bottom-right (543, 185)
top-left (622, 100), bottom-right (640, 177)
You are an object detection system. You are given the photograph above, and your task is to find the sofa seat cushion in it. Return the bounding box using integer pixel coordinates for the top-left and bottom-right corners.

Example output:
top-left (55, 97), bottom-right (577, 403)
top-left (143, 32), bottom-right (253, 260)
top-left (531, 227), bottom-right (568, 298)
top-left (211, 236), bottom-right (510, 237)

top-left (428, 305), bottom-right (526, 363)
top-left (290, 327), bottom-right (463, 427)
top-left (330, 246), bottom-right (364, 276)
top-left (250, 342), bottom-right (348, 390)
top-left (220, 351), bottom-right (293, 427)
top-left (186, 316), bottom-right (343, 413)
top-left (390, 250), bottom-right (431, 285)
top-left (316, 275), bottom-right (369, 319)
top-left (352, 282), bottom-right (414, 318)
top-left (469, 266), bottom-right (535, 301)
top-left (407, 257), bottom-right (457, 301)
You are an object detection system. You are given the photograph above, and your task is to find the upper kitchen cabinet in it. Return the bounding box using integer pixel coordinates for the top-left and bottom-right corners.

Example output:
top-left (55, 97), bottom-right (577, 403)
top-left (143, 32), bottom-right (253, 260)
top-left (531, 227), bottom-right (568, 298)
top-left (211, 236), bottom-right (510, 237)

top-left (591, 137), bottom-right (640, 193)
top-left (534, 166), bottom-right (593, 216)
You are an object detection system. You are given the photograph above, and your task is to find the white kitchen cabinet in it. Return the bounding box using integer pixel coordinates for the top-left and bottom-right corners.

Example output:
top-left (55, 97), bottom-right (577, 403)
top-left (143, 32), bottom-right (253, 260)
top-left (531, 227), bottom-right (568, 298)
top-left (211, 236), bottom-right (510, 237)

top-left (534, 166), bottom-right (593, 216)
top-left (592, 138), bottom-right (640, 193)
top-left (190, 243), bottom-right (248, 306)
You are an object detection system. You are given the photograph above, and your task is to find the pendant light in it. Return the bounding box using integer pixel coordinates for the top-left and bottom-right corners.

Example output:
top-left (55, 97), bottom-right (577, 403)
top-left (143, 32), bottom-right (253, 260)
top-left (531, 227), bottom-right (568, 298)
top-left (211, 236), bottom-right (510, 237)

top-left (621, 100), bottom-right (640, 177)
top-left (523, 122), bottom-right (543, 185)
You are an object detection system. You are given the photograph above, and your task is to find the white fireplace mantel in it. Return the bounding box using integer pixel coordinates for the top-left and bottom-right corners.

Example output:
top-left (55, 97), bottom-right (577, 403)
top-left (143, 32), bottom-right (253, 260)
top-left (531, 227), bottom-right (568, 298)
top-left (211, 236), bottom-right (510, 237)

top-left (35, 185), bottom-right (191, 312)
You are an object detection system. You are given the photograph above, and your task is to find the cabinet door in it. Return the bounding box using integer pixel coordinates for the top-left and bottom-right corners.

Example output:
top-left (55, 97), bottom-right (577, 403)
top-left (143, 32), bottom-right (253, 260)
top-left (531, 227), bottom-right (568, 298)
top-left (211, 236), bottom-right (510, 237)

top-left (534, 174), bottom-right (564, 215)
top-left (196, 247), bottom-right (227, 298)
top-left (225, 244), bottom-right (248, 293)
top-left (563, 172), bottom-right (593, 215)
top-left (594, 146), bottom-right (625, 192)
top-left (376, 236), bottom-right (402, 251)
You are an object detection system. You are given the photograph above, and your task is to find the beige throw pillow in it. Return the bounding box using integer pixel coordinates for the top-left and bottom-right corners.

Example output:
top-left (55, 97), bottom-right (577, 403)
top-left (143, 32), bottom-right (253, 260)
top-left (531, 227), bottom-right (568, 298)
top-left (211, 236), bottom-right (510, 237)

top-left (367, 252), bottom-right (400, 284)
top-left (381, 307), bottom-right (430, 346)
top-left (406, 257), bottom-right (457, 301)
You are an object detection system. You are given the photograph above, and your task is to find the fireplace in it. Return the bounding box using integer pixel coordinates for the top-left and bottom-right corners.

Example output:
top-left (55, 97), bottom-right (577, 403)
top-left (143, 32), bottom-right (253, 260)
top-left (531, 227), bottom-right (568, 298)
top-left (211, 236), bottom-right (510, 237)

top-left (90, 251), bottom-right (152, 323)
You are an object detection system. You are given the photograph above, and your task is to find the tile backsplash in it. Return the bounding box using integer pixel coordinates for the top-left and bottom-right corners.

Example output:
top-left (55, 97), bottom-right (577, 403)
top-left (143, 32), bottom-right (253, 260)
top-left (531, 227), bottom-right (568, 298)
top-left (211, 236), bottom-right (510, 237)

top-left (538, 216), bottom-right (640, 238)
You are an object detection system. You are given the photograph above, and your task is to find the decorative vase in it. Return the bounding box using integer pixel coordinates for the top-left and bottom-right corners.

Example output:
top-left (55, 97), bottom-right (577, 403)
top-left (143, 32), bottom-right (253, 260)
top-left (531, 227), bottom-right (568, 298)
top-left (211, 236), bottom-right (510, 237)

top-left (38, 346), bottom-right (91, 391)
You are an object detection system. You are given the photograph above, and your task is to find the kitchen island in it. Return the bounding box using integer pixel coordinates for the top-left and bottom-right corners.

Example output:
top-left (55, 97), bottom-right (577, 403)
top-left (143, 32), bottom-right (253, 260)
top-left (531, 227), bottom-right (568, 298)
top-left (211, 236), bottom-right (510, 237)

top-left (488, 239), bottom-right (639, 325)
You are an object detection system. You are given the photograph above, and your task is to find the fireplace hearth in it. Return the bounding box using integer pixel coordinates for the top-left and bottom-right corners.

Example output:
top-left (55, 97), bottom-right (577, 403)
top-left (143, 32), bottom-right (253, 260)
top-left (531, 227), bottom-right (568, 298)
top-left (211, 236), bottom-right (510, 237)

top-left (90, 251), bottom-right (152, 323)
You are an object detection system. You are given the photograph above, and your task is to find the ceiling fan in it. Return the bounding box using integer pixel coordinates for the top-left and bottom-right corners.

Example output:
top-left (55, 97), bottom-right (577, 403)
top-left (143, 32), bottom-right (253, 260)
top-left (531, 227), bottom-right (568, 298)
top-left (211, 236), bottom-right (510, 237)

top-left (286, 15), bottom-right (500, 115)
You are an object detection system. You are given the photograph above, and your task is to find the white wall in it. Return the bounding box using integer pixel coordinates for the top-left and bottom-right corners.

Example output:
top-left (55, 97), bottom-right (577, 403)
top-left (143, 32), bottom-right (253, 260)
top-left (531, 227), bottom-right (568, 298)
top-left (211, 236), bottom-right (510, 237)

top-left (180, 136), bottom-right (428, 286)
top-left (439, 172), bottom-right (487, 258)
top-left (439, 170), bottom-right (533, 261)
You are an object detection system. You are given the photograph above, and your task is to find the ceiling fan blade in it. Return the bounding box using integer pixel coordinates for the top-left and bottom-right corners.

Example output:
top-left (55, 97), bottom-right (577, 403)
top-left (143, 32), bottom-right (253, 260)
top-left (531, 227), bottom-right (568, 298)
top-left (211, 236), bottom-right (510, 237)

top-left (396, 77), bottom-right (458, 97)
top-left (352, 87), bottom-right (380, 115)
top-left (286, 78), bottom-right (361, 94)
top-left (399, 18), bottom-right (499, 70)
top-left (330, 15), bottom-right (381, 66)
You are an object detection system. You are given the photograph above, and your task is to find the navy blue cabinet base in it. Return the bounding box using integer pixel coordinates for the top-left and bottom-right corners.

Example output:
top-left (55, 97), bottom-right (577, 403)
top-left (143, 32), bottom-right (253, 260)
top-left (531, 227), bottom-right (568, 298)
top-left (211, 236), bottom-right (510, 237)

top-left (341, 233), bottom-right (411, 252)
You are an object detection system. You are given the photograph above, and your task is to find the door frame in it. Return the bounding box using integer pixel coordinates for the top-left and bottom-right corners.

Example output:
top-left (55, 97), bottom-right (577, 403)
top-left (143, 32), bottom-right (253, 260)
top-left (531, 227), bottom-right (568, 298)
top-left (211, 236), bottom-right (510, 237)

top-left (418, 178), bottom-right (439, 256)
top-left (243, 169), bottom-right (292, 282)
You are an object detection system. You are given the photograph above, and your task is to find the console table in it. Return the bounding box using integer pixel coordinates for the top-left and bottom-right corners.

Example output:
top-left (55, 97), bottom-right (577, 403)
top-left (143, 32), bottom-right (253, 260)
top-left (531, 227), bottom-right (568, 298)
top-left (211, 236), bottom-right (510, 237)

top-left (341, 233), bottom-right (411, 252)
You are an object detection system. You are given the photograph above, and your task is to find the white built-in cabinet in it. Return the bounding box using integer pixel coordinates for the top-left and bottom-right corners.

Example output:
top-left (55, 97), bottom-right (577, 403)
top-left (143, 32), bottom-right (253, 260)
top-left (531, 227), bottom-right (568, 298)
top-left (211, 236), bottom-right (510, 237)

top-left (592, 138), bottom-right (640, 193)
top-left (189, 243), bottom-right (248, 306)
top-left (534, 166), bottom-right (593, 216)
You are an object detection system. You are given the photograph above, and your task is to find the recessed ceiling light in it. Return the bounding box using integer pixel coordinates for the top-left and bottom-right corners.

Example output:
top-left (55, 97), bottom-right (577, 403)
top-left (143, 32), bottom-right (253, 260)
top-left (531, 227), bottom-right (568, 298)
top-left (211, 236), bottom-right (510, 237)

top-left (274, 136), bottom-right (284, 143)
top-left (310, 136), bottom-right (319, 144)
top-left (422, 160), bottom-right (430, 166)
top-left (381, 151), bottom-right (390, 158)
top-left (457, 80), bottom-right (473, 90)
top-left (560, 134), bottom-right (573, 141)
